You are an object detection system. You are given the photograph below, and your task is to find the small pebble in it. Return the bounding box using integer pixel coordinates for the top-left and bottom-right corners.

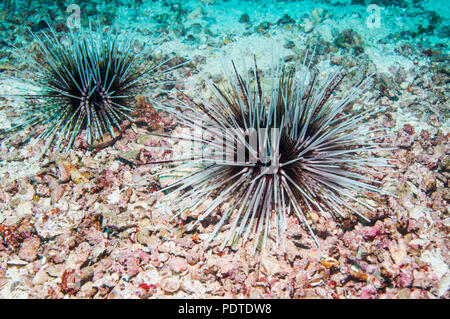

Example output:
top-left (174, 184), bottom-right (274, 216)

top-left (238, 13), bottom-right (249, 23)
top-left (18, 237), bottom-right (40, 262)
top-left (161, 277), bottom-right (180, 293)
top-left (168, 257), bottom-right (188, 274)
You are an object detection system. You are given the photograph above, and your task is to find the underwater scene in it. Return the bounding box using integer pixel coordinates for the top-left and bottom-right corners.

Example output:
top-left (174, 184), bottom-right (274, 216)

top-left (0, 0), bottom-right (448, 300)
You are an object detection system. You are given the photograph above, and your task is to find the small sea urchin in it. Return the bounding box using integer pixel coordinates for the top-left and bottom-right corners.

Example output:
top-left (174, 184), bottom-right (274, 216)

top-left (1, 25), bottom-right (167, 154)
top-left (153, 56), bottom-right (390, 253)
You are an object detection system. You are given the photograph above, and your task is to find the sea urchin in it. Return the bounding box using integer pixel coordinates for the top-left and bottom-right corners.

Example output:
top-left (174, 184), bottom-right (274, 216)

top-left (1, 25), bottom-right (166, 154)
top-left (153, 56), bottom-right (389, 253)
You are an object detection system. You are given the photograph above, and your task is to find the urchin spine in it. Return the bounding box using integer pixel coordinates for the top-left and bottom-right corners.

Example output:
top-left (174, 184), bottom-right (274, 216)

top-left (1, 25), bottom-right (162, 155)
top-left (151, 56), bottom-right (390, 253)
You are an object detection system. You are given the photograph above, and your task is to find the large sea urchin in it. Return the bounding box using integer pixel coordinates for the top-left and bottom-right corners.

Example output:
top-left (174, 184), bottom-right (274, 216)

top-left (153, 56), bottom-right (390, 253)
top-left (1, 25), bottom-right (168, 154)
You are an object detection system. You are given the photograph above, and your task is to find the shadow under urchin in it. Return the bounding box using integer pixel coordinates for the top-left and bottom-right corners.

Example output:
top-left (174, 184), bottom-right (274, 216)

top-left (153, 55), bottom-right (391, 254)
top-left (1, 24), bottom-right (167, 155)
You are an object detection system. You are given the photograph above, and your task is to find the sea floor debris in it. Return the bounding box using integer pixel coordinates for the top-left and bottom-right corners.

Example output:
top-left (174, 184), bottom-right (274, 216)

top-left (0, 0), bottom-right (448, 299)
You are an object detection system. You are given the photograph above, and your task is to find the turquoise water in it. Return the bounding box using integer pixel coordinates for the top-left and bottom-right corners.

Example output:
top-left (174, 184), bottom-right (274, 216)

top-left (0, 1), bottom-right (448, 100)
top-left (0, 0), bottom-right (448, 131)
top-left (0, 1), bottom-right (447, 83)
top-left (0, 0), bottom-right (448, 51)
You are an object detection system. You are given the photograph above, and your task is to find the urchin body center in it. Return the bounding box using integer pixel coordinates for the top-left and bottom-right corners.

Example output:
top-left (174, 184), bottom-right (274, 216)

top-left (254, 153), bottom-right (281, 175)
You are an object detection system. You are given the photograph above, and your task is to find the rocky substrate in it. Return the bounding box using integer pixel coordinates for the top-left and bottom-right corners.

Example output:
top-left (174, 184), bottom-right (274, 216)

top-left (0, 0), bottom-right (448, 299)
